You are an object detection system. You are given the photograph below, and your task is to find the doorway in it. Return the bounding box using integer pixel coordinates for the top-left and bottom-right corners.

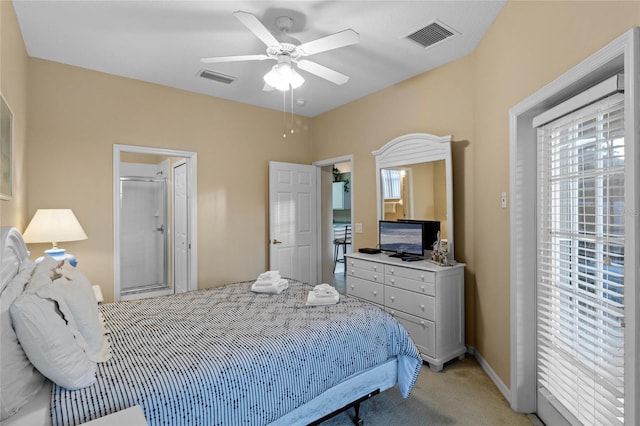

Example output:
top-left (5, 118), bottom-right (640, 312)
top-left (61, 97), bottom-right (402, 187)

top-left (313, 155), bottom-right (354, 291)
top-left (113, 145), bottom-right (198, 301)
top-left (509, 28), bottom-right (638, 424)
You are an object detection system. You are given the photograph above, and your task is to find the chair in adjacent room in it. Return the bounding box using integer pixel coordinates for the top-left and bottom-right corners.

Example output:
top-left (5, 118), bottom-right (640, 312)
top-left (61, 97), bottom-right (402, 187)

top-left (333, 225), bottom-right (352, 274)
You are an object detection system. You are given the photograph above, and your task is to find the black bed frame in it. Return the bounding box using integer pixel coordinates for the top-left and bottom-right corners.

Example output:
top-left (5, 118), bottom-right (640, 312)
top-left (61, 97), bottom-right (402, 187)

top-left (307, 389), bottom-right (381, 426)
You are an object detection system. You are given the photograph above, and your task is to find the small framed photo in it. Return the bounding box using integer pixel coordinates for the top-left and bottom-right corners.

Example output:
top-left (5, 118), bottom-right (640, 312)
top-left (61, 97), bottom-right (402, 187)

top-left (1, 93), bottom-right (13, 200)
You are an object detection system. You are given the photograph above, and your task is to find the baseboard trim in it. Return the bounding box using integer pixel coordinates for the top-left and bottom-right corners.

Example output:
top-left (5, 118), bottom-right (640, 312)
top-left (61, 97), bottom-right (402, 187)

top-left (466, 347), bottom-right (511, 404)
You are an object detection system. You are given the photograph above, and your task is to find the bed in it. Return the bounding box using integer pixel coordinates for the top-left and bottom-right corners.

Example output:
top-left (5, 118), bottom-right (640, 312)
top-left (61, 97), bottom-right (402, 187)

top-left (0, 226), bottom-right (422, 425)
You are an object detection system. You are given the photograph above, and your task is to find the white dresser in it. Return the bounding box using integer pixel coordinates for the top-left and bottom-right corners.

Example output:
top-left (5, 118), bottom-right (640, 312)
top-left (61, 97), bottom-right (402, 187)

top-left (345, 252), bottom-right (466, 371)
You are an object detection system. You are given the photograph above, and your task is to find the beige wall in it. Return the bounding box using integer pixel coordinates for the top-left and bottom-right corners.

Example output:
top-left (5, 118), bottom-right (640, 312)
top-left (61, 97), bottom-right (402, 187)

top-left (25, 59), bottom-right (313, 302)
top-left (0, 1), bottom-right (29, 229)
top-left (311, 1), bottom-right (639, 388)
top-left (312, 54), bottom-right (477, 344)
top-left (472, 0), bottom-right (639, 389)
top-left (4, 0), bottom-right (640, 392)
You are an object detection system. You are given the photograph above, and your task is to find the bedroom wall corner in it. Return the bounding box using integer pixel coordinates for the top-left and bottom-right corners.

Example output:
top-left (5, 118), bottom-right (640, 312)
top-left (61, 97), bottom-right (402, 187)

top-left (311, 54), bottom-right (477, 349)
top-left (0, 0), bottom-right (29, 229)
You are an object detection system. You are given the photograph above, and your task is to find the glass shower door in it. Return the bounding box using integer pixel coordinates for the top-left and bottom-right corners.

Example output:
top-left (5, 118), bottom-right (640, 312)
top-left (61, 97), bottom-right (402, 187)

top-left (119, 177), bottom-right (169, 295)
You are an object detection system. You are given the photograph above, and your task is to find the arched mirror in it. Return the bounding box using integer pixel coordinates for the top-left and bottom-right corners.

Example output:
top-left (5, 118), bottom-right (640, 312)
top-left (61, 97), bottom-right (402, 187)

top-left (373, 133), bottom-right (454, 261)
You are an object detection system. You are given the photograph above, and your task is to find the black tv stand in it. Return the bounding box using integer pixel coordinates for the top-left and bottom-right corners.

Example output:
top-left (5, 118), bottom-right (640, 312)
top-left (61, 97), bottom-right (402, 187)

top-left (389, 253), bottom-right (404, 258)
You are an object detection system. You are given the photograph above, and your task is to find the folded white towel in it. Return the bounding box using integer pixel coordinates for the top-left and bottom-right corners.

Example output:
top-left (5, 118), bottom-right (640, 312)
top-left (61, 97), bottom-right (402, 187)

top-left (306, 284), bottom-right (340, 306)
top-left (313, 283), bottom-right (336, 297)
top-left (253, 279), bottom-right (278, 287)
top-left (257, 270), bottom-right (281, 281)
top-left (306, 291), bottom-right (340, 306)
top-left (251, 278), bottom-right (289, 294)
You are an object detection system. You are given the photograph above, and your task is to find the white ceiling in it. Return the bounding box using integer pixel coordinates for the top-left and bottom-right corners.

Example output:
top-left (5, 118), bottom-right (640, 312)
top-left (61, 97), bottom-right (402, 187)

top-left (13, 1), bottom-right (505, 117)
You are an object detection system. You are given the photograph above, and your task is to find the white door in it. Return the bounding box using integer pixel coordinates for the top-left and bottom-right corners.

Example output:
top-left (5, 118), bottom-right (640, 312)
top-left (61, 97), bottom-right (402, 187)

top-left (173, 161), bottom-right (189, 294)
top-left (269, 161), bottom-right (318, 284)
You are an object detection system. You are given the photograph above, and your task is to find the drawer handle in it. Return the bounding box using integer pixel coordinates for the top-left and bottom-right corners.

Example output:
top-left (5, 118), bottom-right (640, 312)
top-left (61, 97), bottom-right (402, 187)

top-left (390, 296), bottom-right (395, 301)
top-left (350, 284), bottom-right (355, 289)
top-left (420, 321), bottom-right (425, 326)
top-left (420, 285), bottom-right (425, 291)
top-left (420, 304), bottom-right (425, 310)
top-left (420, 274), bottom-right (425, 280)
top-left (374, 265), bottom-right (378, 271)
top-left (373, 291), bottom-right (377, 296)
top-left (390, 279), bottom-right (395, 285)
top-left (390, 269), bottom-right (394, 275)
top-left (373, 274), bottom-right (378, 281)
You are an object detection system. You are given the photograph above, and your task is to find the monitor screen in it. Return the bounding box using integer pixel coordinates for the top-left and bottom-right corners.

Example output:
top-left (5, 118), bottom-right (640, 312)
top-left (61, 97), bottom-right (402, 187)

top-left (379, 220), bottom-right (424, 256)
top-left (397, 219), bottom-right (441, 252)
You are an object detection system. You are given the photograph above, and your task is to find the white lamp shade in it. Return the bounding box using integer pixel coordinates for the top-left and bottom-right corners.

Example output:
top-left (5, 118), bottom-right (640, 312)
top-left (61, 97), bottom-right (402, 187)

top-left (23, 209), bottom-right (88, 244)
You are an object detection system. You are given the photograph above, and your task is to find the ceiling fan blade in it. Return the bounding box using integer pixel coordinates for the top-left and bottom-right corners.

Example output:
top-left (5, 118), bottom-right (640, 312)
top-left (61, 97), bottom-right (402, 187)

top-left (233, 11), bottom-right (280, 47)
top-left (200, 54), bottom-right (270, 64)
top-left (297, 29), bottom-right (360, 56)
top-left (296, 60), bottom-right (350, 85)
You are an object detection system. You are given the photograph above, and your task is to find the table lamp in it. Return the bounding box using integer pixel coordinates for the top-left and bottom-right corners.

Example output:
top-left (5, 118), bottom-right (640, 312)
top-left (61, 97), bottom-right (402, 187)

top-left (23, 209), bottom-right (88, 266)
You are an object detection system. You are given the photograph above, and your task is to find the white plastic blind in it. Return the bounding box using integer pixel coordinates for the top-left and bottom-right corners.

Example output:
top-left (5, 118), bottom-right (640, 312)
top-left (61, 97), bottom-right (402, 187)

top-left (381, 169), bottom-right (401, 199)
top-left (536, 93), bottom-right (625, 425)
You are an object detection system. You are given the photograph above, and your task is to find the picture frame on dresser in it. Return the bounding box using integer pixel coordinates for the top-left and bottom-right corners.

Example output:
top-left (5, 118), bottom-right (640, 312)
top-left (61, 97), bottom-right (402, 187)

top-left (0, 93), bottom-right (13, 200)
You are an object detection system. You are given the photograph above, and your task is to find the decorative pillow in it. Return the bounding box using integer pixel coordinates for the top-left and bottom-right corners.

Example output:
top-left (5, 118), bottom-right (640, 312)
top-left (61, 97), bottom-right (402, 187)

top-left (37, 275), bottom-right (111, 362)
top-left (0, 261), bottom-right (45, 421)
top-left (10, 292), bottom-right (97, 390)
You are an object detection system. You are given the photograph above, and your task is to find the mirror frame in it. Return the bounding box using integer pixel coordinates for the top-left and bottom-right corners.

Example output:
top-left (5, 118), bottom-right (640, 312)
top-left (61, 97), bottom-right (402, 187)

top-left (373, 133), bottom-right (454, 261)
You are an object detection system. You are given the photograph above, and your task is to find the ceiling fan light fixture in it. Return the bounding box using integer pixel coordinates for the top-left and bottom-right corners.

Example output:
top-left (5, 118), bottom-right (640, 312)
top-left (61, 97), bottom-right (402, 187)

top-left (264, 62), bottom-right (304, 91)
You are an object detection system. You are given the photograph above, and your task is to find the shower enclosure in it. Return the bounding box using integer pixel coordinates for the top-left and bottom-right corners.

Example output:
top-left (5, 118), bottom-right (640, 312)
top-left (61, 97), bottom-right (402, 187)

top-left (119, 172), bottom-right (169, 296)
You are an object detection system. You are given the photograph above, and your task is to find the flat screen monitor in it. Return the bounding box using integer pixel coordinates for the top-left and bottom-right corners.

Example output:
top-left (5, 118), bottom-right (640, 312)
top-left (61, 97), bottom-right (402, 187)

top-left (398, 219), bottom-right (441, 252)
top-left (378, 220), bottom-right (424, 256)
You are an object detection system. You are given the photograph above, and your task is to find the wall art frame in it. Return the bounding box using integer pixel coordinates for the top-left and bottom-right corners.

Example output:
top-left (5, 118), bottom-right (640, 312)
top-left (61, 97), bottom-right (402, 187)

top-left (1, 93), bottom-right (13, 200)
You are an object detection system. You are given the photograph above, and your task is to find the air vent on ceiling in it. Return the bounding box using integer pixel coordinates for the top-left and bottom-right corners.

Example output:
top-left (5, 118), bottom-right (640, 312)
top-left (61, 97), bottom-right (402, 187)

top-left (199, 69), bottom-right (236, 84)
top-left (405, 20), bottom-right (458, 49)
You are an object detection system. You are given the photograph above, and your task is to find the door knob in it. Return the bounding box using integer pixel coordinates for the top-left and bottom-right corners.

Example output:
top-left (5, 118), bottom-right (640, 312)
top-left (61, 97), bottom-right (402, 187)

top-left (272, 239), bottom-right (282, 244)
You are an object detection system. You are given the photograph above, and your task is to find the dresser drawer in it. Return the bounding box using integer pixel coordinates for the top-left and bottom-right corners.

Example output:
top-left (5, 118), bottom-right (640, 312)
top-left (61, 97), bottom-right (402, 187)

top-left (346, 257), bottom-right (384, 274)
top-left (347, 265), bottom-right (384, 284)
top-left (385, 264), bottom-right (435, 287)
top-left (385, 274), bottom-right (435, 296)
top-left (347, 276), bottom-right (385, 305)
top-left (385, 286), bottom-right (435, 320)
top-left (386, 308), bottom-right (435, 358)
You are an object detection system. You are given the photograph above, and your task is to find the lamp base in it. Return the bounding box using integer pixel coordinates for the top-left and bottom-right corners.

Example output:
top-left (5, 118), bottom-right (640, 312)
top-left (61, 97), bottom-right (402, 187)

top-left (36, 248), bottom-right (78, 267)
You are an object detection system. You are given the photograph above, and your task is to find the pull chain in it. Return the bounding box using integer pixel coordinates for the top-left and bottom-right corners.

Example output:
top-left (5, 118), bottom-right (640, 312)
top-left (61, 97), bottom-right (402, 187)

top-left (290, 87), bottom-right (295, 135)
top-left (282, 89), bottom-right (287, 138)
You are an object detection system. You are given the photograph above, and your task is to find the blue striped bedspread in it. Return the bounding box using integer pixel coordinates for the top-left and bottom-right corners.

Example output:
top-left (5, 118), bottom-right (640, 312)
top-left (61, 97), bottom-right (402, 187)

top-left (51, 280), bottom-right (422, 425)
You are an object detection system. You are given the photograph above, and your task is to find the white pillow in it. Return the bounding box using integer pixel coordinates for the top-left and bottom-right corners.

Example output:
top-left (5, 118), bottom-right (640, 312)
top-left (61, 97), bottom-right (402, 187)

top-left (29, 256), bottom-right (62, 286)
top-left (37, 276), bottom-right (111, 362)
top-left (10, 292), bottom-right (97, 390)
top-left (0, 261), bottom-right (45, 421)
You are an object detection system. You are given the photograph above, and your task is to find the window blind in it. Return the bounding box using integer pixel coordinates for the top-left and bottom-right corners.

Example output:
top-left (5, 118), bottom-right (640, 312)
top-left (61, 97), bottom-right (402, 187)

top-left (381, 169), bottom-right (401, 199)
top-left (536, 93), bottom-right (625, 426)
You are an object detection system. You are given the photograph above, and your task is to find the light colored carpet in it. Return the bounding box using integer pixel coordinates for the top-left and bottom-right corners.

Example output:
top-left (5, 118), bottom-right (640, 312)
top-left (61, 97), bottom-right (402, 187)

top-left (322, 356), bottom-right (533, 426)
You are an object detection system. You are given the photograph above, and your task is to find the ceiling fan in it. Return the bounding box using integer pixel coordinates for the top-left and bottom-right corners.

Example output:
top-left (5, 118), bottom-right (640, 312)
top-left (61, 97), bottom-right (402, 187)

top-left (200, 11), bottom-right (360, 90)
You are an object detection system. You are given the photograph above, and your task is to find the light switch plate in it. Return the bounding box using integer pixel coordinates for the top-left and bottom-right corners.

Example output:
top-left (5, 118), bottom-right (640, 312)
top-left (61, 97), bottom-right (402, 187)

top-left (501, 192), bottom-right (507, 209)
top-left (355, 223), bottom-right (363, 233)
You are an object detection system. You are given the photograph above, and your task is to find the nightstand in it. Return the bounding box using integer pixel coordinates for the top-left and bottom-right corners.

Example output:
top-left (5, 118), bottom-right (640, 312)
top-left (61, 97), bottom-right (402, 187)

top-left (92, 285), bottom-right (104, 304)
